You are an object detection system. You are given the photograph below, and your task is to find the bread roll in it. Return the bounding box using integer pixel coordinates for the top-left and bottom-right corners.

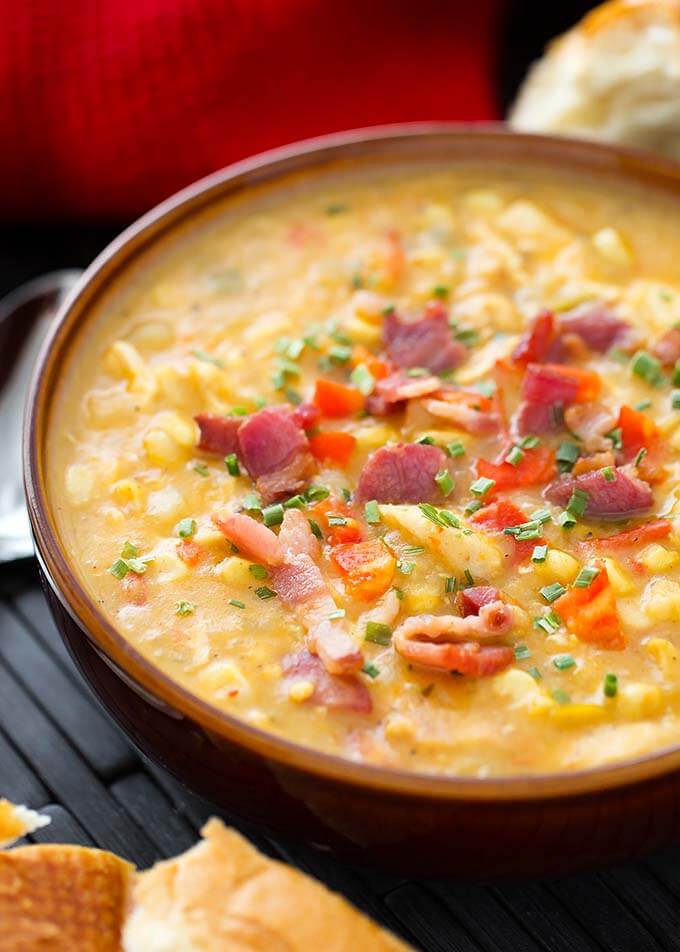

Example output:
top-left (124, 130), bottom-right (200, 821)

top-left (510, 0), bottom-right (680, 160)
top-left (0, 798), bottom-right (50, 848)
top-left (123, 819), bottom-right (412, 952)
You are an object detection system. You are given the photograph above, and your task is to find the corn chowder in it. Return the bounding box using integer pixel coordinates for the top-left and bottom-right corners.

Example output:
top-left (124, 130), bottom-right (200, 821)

top-left (49, 164), bottom-right (680, 777)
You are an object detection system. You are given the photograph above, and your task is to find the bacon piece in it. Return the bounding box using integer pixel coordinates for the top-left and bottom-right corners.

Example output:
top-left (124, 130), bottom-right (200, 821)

top-left (195, 413), bottom-right (242, 456)
top-left (394, 640), bottom-right (514, 675)
top-left (423, 389), bottom-right (501, 434)
top-left (653, 327), bottom-right (680, 366)
top-left (358, 589), bottom-right (401, 630)
top-left (522, 363), bottom-right (601, 405)
top-left (470, 499), bottom-right (541, 562)
top-left (384, 301), bottom-right (466, 374)
top-left (544, 467), bottom-right (653, 521)
top-left (366, 370), bottom-right (442, 415)
top-left (579, 518), bottom-right (671, 553)
top-left (394, 605), bottom-right (514, 646)
top-left (513, 400), bottom-right (560, 436)
top-left (553, 562), bottom-right (625, 650)
top-left (281, 649), bottom-right (372, 713)
top-left (558, 304), bottom-right (633, 354)
top-left (355, 443), bottom-right (452, 504)
top-left (564, 403), bottom-right (618, 453)
top-left (278, 508), bottom-right (320, 561)
top-left (393, 607), bottom-right (515, 674)
top-left (213, 511), bottom-right (284, 566)
top-left (512, 310), bottom-right (556, 366)
top-left (460, 585), bottom-right (501, 616)
top-left (292, 402), bottom-right (320, 431)
top-left (237, 406), bottom-right (315, 502)
top-left (572, 450), bottom-right (616, 476)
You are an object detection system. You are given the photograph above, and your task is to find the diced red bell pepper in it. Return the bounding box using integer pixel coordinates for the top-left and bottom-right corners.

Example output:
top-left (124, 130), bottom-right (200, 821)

top-left (309, 431), bottom-right (357, 467)
top-left (512, 310), bottom-right (556, 366)
top-left (553, 562), bottom-right (625, 650)
top-left (331, 539), bottom-right (396, 601)
top-left (579, 518), bottom-right (671, 553)
top-left (470, 499), bottom-right (541, 561)
top-left (310, 498), bottom-right (363, 545)
top-left (313, 378), bottom-right (365, 418)
top-left (476, 445), bottom-right (556, 493)
top-left (616, 404), bottom-right (666, 482)
top-left (176, 539), bottom-right (205, 567)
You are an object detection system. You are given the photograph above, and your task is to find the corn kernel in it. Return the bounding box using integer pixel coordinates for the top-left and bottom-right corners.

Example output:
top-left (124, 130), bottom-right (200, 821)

top-left (645, 637), bottom-right (679, 676)
top-left (642, 578), bottom-right (680, 622)
top-left (342, 313), bottom-right (382, 346)
top-left (65, 464), bottom-right (96, 506)
top-left (156, 365), bottom-right (196, 407)
top-left (152, 410), bottom-right (197, 448)
top-left (102, 505), bottom-right (125, 527)
top-left (638, 543), bottom-right (680, 574)
top-left (215, 556), bottom-right (255, 587)
top-left (111, 478), bottom-right (143, 508)
top-left (592, 227), bottom-right (632, 267)
top-left (197, 660), bottom-right (248, 694)
top-left (533, 549), bottom-right (580, 586)
top-left (352, 290), bottom-right (386, 323)
top-left (617, 682), bottom-right (665, 720)
top-left (144, 428), bottom-right (182, 465)
top-left (105, 340), bottom-right (157, 401)
top-left (288, 680), bottom-right (315, 703)
top-left (153, 551), bottom-right (189, 583)
top-left (492, 668), bottom-right (542, 708)
top-left (353, 423), bottom-right (400, 452)
top-left (546, 703), bottom-right (608, 728)
top-left (404, 586), bottom-right (441, 614)
top-left (601, 557), bottom-right (635, 596)
top-left (384, 714), bottom-right (416, 742)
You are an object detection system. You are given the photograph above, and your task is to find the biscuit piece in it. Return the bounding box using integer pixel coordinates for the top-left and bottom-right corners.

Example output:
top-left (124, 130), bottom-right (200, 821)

top-left (0, 799), bottom-right (50, 849)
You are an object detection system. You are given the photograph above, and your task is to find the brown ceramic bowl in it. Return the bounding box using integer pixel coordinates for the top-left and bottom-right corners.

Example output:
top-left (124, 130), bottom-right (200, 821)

top-left (23, 125), bottom-right (680, 876)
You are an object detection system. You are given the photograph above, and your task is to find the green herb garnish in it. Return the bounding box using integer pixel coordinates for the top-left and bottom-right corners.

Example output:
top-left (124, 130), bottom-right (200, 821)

top-left (177, 518), bottom-right (196, 539)
top-left (365, 622), bottom-right (392, 646)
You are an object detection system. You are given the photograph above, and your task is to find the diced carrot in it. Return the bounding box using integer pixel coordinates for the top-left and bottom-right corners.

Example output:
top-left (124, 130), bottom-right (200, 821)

top-left (310, 498), bottom-right (363, 545)
top-left (470, 500), bottom-right (540, 562)
top-left (617, 405), bottom-right (666, 482)
top-left (476, 445), bottom-right (556, 492)
top-left (553, 563), bottom-right (625, 650)
top-left (579, 518), bottom-right (672, 553)
top-left (351, 345), bottom-right (391, 380)
top-left (309, 431), bottom-right (357, 467)
top-left (176, 539), bottom-right (204, 567)
top-left (313, 378), bottom-right (365, 418)
top-left (331, 539), bottom-right (396, 601)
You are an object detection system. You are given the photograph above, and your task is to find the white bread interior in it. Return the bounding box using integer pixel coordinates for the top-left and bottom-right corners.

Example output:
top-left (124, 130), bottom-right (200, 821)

top-left (510, 0), bottom-right (680, 160)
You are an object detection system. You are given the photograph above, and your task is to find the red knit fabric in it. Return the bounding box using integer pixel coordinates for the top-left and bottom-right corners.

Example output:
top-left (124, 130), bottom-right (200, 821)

top-left (0, 0), bottom-right (502, 220)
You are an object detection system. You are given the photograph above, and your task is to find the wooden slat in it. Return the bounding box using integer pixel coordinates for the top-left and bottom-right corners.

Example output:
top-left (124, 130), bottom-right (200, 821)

top-left (386, 883), bottom-right (481, 952)
top-left (0, 601), bottom-right (135, 778)
top-left (11, 587), bottom-right (71, 663)
top-left (30, 804), bottom-right (95, 847)
top-left (0, 728), bottom-right (48, 806)
top-left (0, 658), bottom-right (157, 867)
top-left (110, 773), bottom-right (196, 861)
top-left (598, 864), bottom-right (680, 951)
top-left (491, 881), bottom-right (603, 952)
top-left (430, 881), bottom-right (546, 952)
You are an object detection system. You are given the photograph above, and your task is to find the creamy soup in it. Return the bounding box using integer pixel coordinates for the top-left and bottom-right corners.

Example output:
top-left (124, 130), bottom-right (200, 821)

top-left (49, 162), bottom-right (680, 777)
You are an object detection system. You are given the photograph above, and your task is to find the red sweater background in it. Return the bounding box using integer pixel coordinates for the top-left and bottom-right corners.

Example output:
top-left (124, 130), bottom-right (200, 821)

top-left (0, 0), bottom-right (502, 220)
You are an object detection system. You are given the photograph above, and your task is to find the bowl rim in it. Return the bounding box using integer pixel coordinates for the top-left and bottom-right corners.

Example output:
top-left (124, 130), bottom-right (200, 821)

top-left (24, 121), bottom-right (680, 802)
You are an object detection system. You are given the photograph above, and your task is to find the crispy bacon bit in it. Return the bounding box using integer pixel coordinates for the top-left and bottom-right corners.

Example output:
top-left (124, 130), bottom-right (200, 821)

top-left (558, 304), bottom-right (633, 354)
top-left (237, 406), bottom-right (315, 502)
top-left (545, 467), bottom-right (653, 521)
top-left (393, 609), bottom-right (514, 674)
top-left (513, 400), bottom-right (560, 436)
top-left (476, 445), bottom-right (555, 493)
top-left (564, 404), bottom-right (618, 454)
top-left (512, 310), bottom-right (556, 366)
top-left (367, 370), bottom-right (442, 415)
top-left (460, 586), bottom-right (502, 616)
top-left (579, 518), bottom-right (672, 553)
top-left (571, 451), bottom-right (616, 476)
top-left (471, 500), bottom-right (541, 561)
top-left (522, 363), bottom-right (601, 405)
top-left (195, 413), bottom-right (242, 456)
top-left (281, 649), bottom-right (372, 713)
top-left (213, 512), bottom-right (284, 566)
top-left (553, 562), bottom-right (625, 650)
top-left (278, 509), bottom-right (320, 562)
top-left (653, 327), bottom-right (680, 366)
top-left (292, 402), bottom-right (320, 431)
top-left (423, 389), bottom-right (501, 434)
top-left (355, 443), bottom-right (452, 504)
top-left (384, 300), bottom-right (466, 374)
top-left (256, 451), bottom-right (317, 503)
top-left (331, 539), bottom-right (396, 601)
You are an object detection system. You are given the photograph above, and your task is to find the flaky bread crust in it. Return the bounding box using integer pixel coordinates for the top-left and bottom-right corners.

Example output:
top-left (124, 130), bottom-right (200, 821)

top-left (510, 0), bottom-right (680, 160)
top-left (0, 844), bottom-right (134, 952)
top-left (123, 819), bottom-right (413, 952)
top-left (0, 800), bottom-right (50, 849)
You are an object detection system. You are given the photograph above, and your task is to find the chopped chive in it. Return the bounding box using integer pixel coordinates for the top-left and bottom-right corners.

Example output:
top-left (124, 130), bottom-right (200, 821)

top-left (520, 434), bottom-right (541, 449)
top-left (341, 488), bottom-right (352, 503)
top-left (364, 500), bottom-right (381, 524)
top-left (285, 388), bottom-right (302, 405)
top-left (556, 441), bottom-right (580, 472)
top-left (674, 360), bottom-right (680, 387)
top-left (328, 608), bottom-right (346, 620)
top-left (176, 600), bottom-right (197, 615)
top-left (229, 406), bottom-right (250, 417)
top-left (603, 672), bottom-right (618, 698)
top-left (455, 327), bottom-right (479, 346)
top-left (473, 380), bottom-right (496, 398)
top-left (438, 509), bottom-right (461, 528)
top-left (534, 613), bottom-right (561, 635)
top-left (326, 202), bottom-right (348, 215)
top-left (434, 468), bottom-right (455, 497)
top-left (305, 485), bottom-right (330, 502)
top-left (632, 349), bottom-right (665, 387)
top-left (432, 284), bottom-right (450, 299)
top-left (503, 520), bottom-right (543, 541)
top-left (283, 494), bottom-right (305, 510)
top-left (406, 367), bottom-right (429, 377)
top-left (444, 576), bottom-right (457, 594)
top-left (552, 689), bottom-right (571, 705)
top-left (121, 541), bottom-right (139, 559)
top-left (255, 586), bottom-right (276, 600)
top-left (224, 453), bottom-right (240, 476)
top-left (125, 556), bottom-right (154, 575)
top-left (530, 508), bottom-right (552, 525)
top-left (531, 544), bottom-right (548, 563)
top-left (193, 463), bottom-right (210, 477)
top-left (330, 326), bottom-right (353, 346)
top-left (191, 349), bottom-right (225, 368)
top-left (350, 363), bottom-right (375, 395)
top-left (262, 504), bottom-right (284, 527)
top-left (446, 440), bottom-right (466, 458)
top-left (574, 566), bottom-right (600, 588)
top-left (329, 345), bottom-right (353, 366)
top-left (403, 545), bottom-right (425, 556)
top-left (227, 598), bottom-right (245, 610)
top-left (382, 304), bottom-right (395, 316)
top-left (633, 447), bottom-right (647, 468)
top-left (470, 476), bottom-right (495, 497)
top-left (557, 511), bottom-right (577, 529)
top-left (365, 622), bottom-right (392, 645)
top-left (606, 427), bottom-right (623, 451)
top-left (249, 564), bottom-right (268, 580)
top-left (506, 446), bottom-right (525, 467)
top-left (462, 569), bottom-right (474, 588)
top-left (286, 338), bottom-right (305, 359)
top-left (635, 399), bottom-right (652, 411)
top-left (672, 390), bottom-right (680, 410)
top-left (177, 518), bottom-right (196, 539)
top-left (393, 586), bottom-right (405, 600)
top-left (527, 666), bottom-right (542, 681)
top-left (465, 499), bottom-right (483, 516)
top-left (362, 661), bottom-right (380, 679)
top-left (327, 514), bottom-right (348, 526)
top-left (308, 518), bottom-right (323, 540)
top-left (514, 643), bottom-right (531, 661)
top-left (241, 492), bottom-right (262, 512)
top-left (553, 653), bottom-right (576, 671)
top-left (397, 560), bottom-right (415, 575)
top-left (415, 434), bottom-right (435, 445)
top-left (540, 582), bottom-right (566, 603)
top-left (566, 488), bottom-right (589, 518)
top-left (109, 558), bottom-right (129, 580)
top-left (601, 466), bottom-right (616, 482)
